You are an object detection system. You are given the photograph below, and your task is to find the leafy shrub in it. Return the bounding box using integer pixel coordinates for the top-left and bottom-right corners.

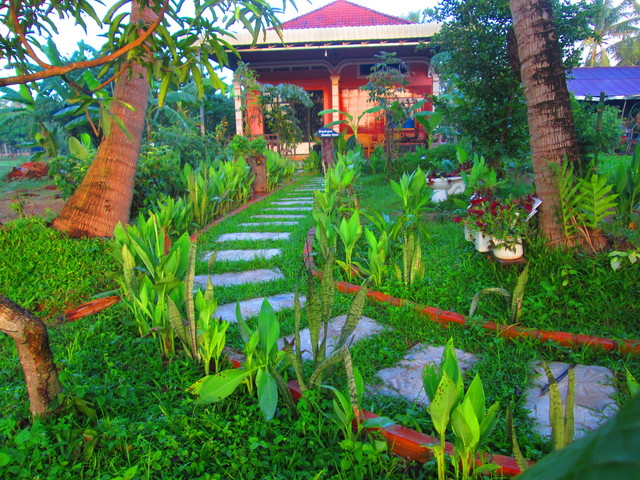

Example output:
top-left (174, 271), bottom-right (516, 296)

top-left (572, 96), bottom-right (623, 160)
top-left (150, 124), bottom-right (231, 167)
top-left (394, 144), bottom-right (458, 176)
top-left (50, 143), bottom-right (183, 217)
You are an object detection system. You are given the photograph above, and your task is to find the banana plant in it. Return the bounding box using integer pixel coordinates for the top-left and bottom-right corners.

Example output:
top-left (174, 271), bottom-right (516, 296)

top-left (335, 211), bottom-right (363, 280)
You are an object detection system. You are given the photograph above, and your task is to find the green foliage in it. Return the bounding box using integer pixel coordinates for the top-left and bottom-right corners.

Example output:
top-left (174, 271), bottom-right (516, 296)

top-left (572, 96), bottom-right (624, 159)
top-left (265, 150), bottom-right (296, 191)
top-left (189, 299), bottom-right (291, 420)
top-left (394, 144), bottom-right (459, 176)
top-left (229, 134), bottom-right (267, 159)
top-left (469, 264), bottom-right (530, 323)
top-left (614, 145), bottom-right (640, 224)
top-left (427, 0), bottom-right (589, 164)
top-left (542, 362), bottom-right (575, 451)
top-left (423, 338), bottom-right (500, 480)
top-left (335, 211), bottom-right (363, 280)
top-left (259, 83), bottom-right (313, 151)
top-left (461, 153), bottom-right (500, 196)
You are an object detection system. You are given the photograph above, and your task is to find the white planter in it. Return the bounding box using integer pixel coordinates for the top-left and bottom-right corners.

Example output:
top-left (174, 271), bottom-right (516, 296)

top-left (464, 225), bottom-right (475, 242)
top-left (428, 176), bottom-right (466, 203)
top-left (474, 231), bottom-right (492, 252)
top-left (492, 238), bottom-right (524, 260)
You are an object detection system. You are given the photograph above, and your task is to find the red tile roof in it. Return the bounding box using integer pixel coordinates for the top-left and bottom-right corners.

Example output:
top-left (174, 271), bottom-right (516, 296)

top-left (281, 0), bottom-right (413, 30)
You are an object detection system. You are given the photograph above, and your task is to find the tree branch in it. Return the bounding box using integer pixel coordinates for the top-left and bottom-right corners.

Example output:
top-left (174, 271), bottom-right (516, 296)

top-left (0, 0), bottom-right (170, 88)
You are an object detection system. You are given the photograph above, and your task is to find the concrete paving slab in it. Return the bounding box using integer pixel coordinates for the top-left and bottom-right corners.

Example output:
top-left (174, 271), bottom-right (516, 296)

top-left (270, 200), bottom-right (314, 205)
top-left (216, 232), bottom-right (291, 242)
top-left (280, 197), bottom-right (314, 201)
top-left (194, 268), bottom-right (284, 288)
top-left (202, 248), bottom-right (281, 262)
top-left (278, 315), bottom-right (385, 360)
top-left (239, 222), bottom-right (299, 227)
top-left (216, 292), bottom-right (307, 323)
top-left (251, 214), bottom-right (305, 219)
top-left (371, 344), bottom-right (479, 405)
top-left (262, 207), bottom-right (313, 212)
top-left (524, 362), bottom-right (617, 439)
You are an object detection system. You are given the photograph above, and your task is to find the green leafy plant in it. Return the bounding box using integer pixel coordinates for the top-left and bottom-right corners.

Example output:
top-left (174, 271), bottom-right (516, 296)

top-left (461, 152), bottom-right (500, 196)
top-left (167, 246), bottom-right (228, 375)
top-left (469, 264), bottom-right (530, 322)
top-left (358, 228), bottom-right (389, 287)
top-left (614, 144), bottom-right (640, 226)
top-left (335, 211), bottom-right (363, 280)
top-left (423, 339), bottom-right (499, 480)
top-left (543, 362), bottom-right (575, 451)
top-left (285, 257), bottom-right (369, 393)
top-left (189, 299), bottom-right (291, 420)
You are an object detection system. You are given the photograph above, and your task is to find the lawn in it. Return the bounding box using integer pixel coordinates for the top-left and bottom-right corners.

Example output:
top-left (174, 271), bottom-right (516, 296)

top-left (1, 163), bottom-right (639, 479)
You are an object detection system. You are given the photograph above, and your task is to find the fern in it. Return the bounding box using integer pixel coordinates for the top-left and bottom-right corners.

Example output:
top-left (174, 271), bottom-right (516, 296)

top-left (577, 173), bottom-right (618, 230)
top-left (553, 160), bottom-right (582, 239)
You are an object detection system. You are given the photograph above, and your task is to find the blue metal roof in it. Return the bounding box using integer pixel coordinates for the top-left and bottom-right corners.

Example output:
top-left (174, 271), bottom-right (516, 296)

top-left (566, 66), bottom-right (640, 100)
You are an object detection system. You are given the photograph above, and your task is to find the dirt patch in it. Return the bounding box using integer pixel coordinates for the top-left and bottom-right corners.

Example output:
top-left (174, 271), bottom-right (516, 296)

top-left (0, 184), bottom-right (65, 224)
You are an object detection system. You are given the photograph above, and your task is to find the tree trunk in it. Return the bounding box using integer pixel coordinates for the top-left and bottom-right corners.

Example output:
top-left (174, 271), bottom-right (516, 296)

top-left (509, 0), bottom-right (580, 245)
top-left (0, 296), bottom-right (62, 417)
top-left (51, 2), bottom-right (157, 238)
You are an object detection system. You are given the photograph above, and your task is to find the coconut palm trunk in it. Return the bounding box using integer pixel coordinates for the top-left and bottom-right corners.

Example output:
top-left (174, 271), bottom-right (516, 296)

top-left (0, 296), bottom-right (62, 416)
top-left (52, 2), bottom-right (156, 238)
top-left (509, 0), bottom-right (580, 245)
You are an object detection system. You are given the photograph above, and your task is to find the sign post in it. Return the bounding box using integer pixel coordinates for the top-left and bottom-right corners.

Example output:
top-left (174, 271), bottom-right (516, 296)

top-left (316, 128), bottom-right (339, 173)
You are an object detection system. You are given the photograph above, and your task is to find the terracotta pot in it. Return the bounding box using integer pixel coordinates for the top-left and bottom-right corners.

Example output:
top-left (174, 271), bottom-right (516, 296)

top-left (492, 238), bottom-right (524, 260)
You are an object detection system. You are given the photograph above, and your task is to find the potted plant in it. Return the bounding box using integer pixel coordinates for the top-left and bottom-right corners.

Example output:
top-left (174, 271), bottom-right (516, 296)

top-left (427, 157), bottom-right (472, 202)
top-left (483, 195), bottom-right (540, 260)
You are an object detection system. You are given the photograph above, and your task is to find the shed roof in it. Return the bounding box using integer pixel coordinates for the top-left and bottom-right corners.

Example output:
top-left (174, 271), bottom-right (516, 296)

top-left (567, 66), bottom-right (640, 100)
top-left (280, 0), bottom-right (412, 29)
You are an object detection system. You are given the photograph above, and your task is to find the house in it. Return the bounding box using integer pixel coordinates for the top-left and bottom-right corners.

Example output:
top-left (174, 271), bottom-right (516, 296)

top-left (566, 66), bottom-right (640, 117)
top-left (225, 0), bottom-right (440, 155)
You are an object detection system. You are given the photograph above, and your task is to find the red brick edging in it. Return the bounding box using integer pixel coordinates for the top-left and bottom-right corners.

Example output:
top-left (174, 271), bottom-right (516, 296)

top-left (304, 228), bottom-right (640, 355)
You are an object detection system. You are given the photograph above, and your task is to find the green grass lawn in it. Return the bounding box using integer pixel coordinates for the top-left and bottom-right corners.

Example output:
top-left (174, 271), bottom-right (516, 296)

top-left (1, 171), bottom-right (639, 480)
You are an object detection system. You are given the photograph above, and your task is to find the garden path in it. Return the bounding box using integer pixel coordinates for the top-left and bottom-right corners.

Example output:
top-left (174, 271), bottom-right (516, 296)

top-left (198, 176), bottom-right (618, 442)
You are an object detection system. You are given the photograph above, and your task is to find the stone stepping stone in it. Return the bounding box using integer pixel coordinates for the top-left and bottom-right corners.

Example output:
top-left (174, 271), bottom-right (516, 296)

top-left (262, 207), bottom-right (313, 212)
top-left (216, 232), bottom-right (290, 242)
top-left (202, 248), bottom-right (281, 262)
top-left (371, 344), bottom-right (479, 405)
top-left (277, 315), bottom-right (384, 360)
top-left (523, 362), bottom-right (617, 440)
top-left (270, 200), bottom-right (314, 205)
top-left (280, 197), bottom-right (313, 201)
top-left (194, 268), bottom-right (284, 288)
top-left (239, 222), bottom-right (299, 227)
top-left (216, 293), bottom-right (307, 323)
top-left (251, 214), bottom-right (305, 219)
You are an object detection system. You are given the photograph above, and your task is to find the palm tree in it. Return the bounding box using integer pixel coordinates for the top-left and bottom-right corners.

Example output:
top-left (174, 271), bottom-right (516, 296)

top-left (582, 0), bottom-right (640, 66)
top-left (509, 0), bottom-right (580, 245)
top-left (402, 10), bottom-right (425, 23)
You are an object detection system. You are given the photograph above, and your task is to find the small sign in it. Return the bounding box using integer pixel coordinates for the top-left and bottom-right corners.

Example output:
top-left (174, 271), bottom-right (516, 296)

top-left (316, 128), bottom-right (340, 138)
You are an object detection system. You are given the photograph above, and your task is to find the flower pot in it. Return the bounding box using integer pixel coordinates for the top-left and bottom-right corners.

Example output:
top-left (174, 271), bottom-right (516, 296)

top-left (474, 231), bottom-right (492, 252)
top-left (492, 238), bottom-right (524, 260)
top-left (428, 176), bottom-right (466, 203)
top-left (464, 225), bottom-right (475, 242)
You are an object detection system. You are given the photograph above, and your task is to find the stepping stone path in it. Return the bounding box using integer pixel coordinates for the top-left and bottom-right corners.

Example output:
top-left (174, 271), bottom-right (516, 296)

top-left (277, 315), bottom-right (385, 360)
top-left (216, 232), bottom-right (290, 242)
top-left (200, 176), bottom-right (619, 443)
top-left (216, 293), bottom-right (307, 323)
top-left (203, 248), bottom-right (281, 262)
top-left (371, 344), bottom-right (479, 405)
top-left (524, 362), bottom-right (617, 439)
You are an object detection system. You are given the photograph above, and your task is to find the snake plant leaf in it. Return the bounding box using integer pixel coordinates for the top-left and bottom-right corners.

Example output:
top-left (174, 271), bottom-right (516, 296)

top-left (516, 393), bottom-right (640, 480)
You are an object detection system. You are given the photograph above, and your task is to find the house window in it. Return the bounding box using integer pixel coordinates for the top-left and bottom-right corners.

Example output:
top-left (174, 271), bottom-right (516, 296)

top-left (358, 62), bottom-right (408, 78)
